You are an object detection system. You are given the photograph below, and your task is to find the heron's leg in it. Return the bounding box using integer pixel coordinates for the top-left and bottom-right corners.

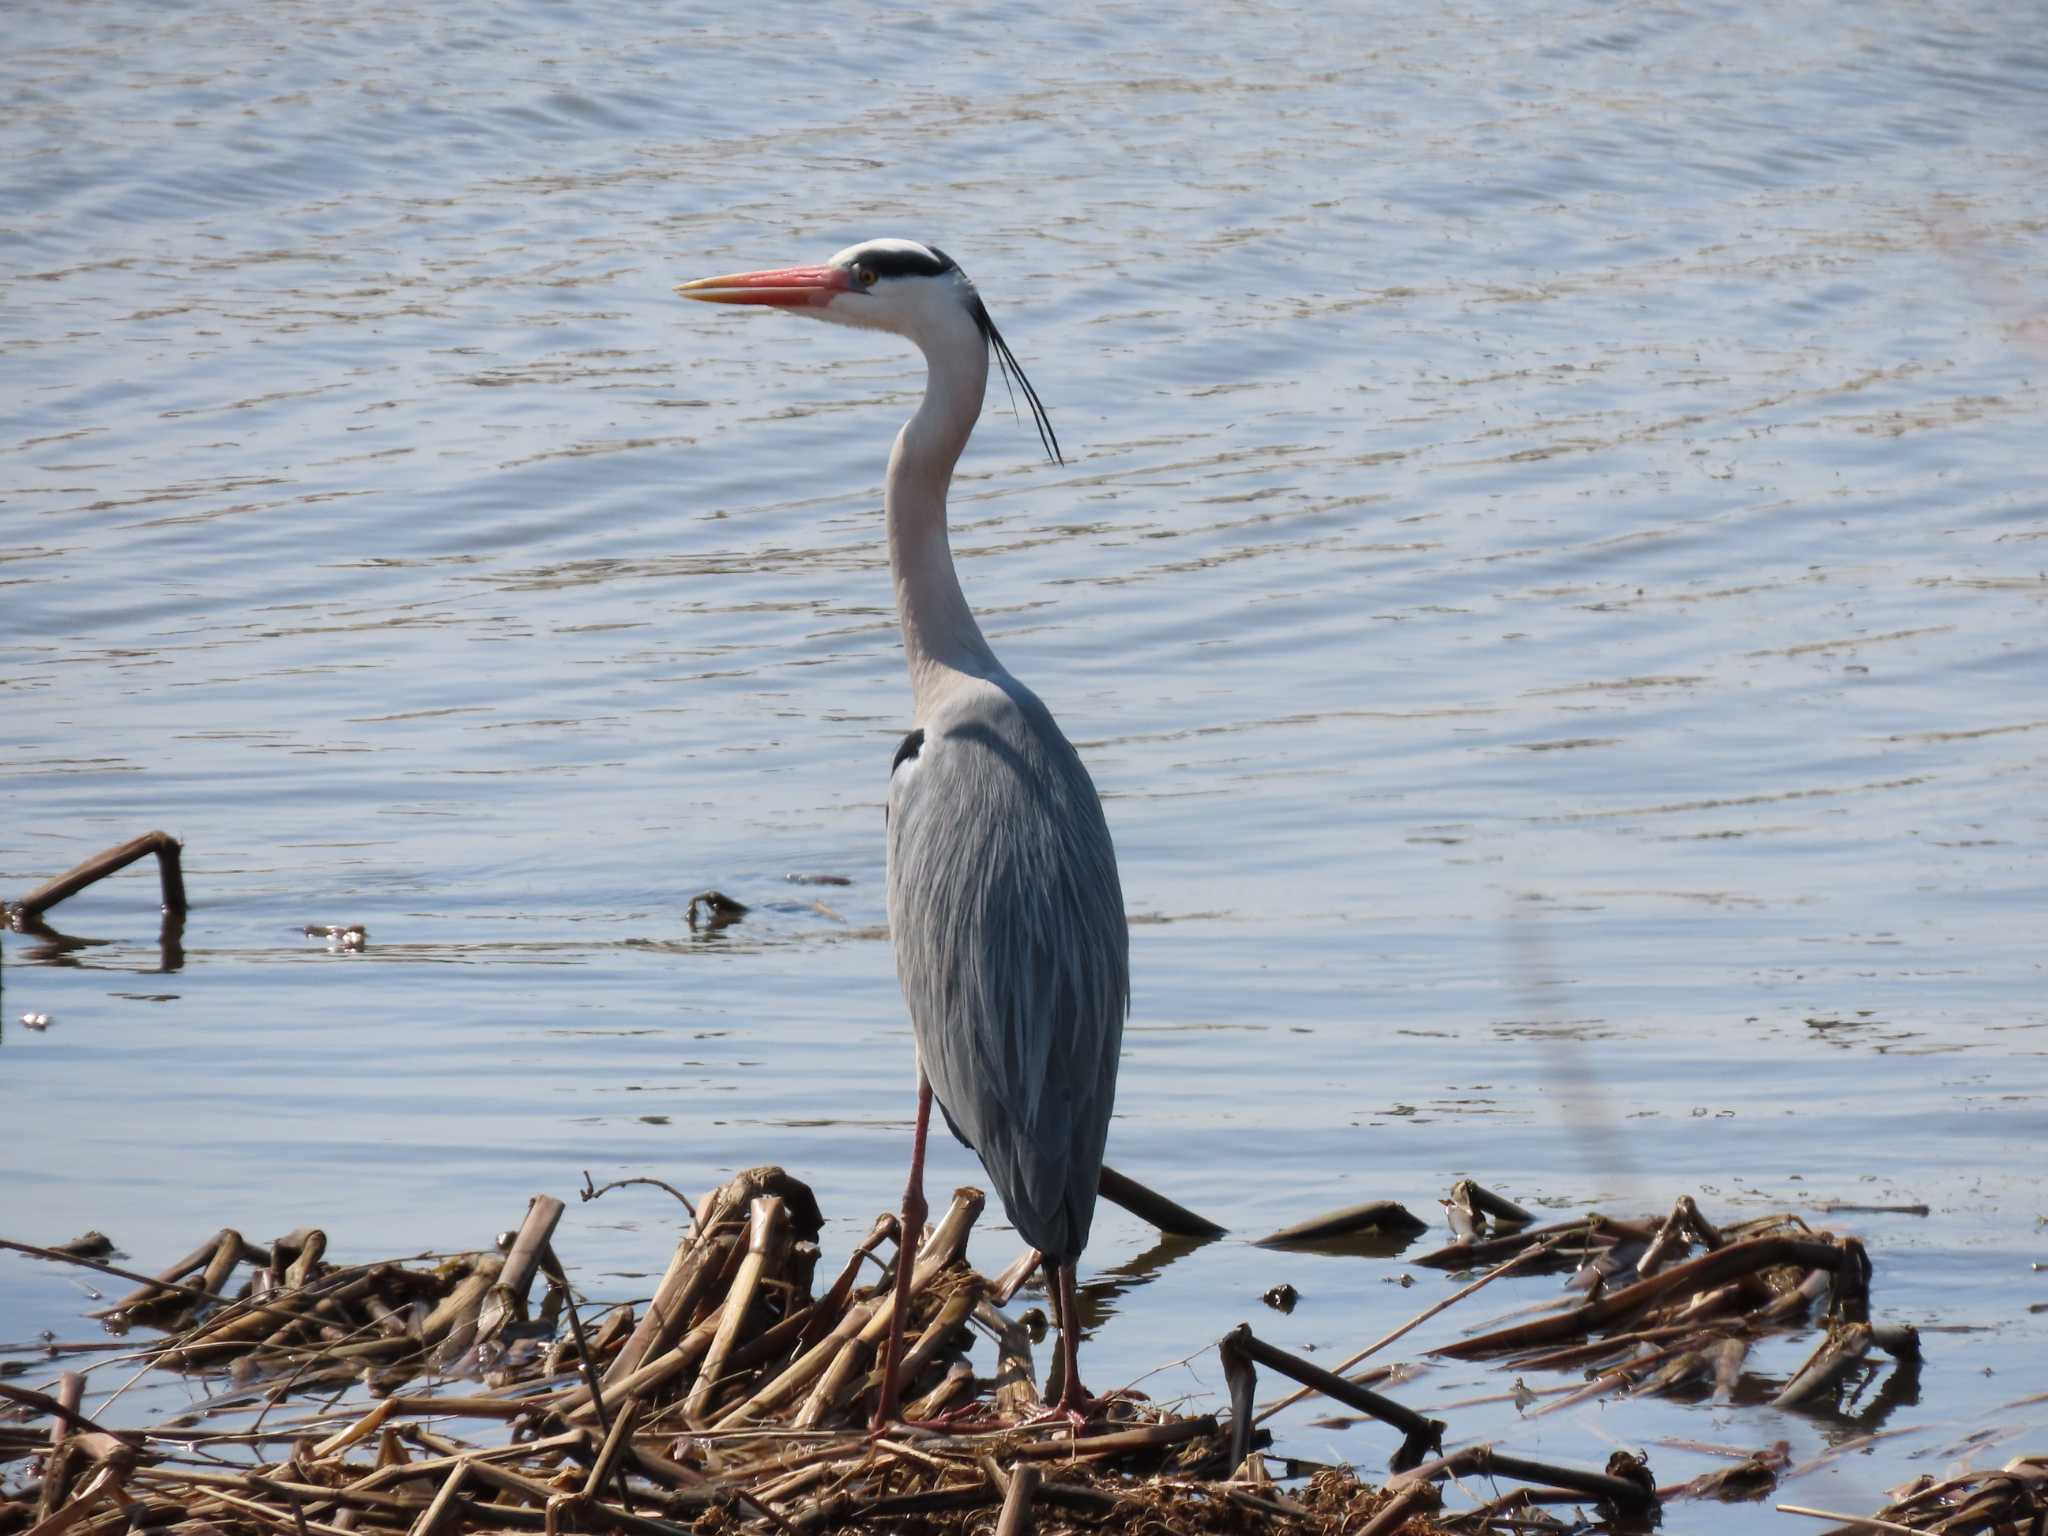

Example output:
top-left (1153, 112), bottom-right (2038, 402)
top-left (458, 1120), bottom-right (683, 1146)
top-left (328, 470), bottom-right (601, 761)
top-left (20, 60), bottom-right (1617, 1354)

top-left (1051, 1261), bottom-right (1094, 1418)
top-left (871, 1072), bottom-right (933, 1429)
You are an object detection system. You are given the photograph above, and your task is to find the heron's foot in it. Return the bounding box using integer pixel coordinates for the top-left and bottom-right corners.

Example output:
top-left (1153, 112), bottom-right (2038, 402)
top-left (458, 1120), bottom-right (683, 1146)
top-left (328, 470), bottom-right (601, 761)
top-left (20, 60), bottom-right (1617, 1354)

top-left (1020, 1380), bottom-right (1103, 1432)
top-left (1020, 1401), bottom-right (1093, 1432)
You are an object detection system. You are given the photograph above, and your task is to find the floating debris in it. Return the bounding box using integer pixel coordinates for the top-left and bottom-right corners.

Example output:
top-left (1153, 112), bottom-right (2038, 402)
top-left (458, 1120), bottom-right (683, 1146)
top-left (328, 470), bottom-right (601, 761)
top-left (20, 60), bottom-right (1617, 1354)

top-left (302, 923), bottom-right (367, 951)
top-left (6, 831), bottom-right (186, 929)
top-left (1255, 1199), bottom-right (1428, 1250)
top-left (1779, 1455), bottom-right (2047, 1532)
top-left (685, 889), bottom-right (748, 929)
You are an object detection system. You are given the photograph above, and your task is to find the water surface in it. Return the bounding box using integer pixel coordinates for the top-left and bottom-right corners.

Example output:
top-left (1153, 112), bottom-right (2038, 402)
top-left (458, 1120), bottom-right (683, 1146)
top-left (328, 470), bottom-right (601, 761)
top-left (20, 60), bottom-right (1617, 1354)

top-left (4, 1), bottom-right (2046, 1524)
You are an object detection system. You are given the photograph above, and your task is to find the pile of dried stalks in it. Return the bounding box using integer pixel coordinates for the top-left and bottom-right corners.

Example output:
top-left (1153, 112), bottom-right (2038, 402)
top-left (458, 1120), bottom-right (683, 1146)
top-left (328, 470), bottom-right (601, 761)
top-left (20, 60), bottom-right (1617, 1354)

top-left (1787, 1456), bottom-right (2047, 1534)
top-left (0, 1168), bottom-right (1988, 1536)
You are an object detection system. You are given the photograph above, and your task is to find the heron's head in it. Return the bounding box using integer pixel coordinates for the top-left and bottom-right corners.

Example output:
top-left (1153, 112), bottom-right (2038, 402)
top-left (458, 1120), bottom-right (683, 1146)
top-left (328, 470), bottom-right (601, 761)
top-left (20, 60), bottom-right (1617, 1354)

top-left (677, 238), bottom-right (1060, 462)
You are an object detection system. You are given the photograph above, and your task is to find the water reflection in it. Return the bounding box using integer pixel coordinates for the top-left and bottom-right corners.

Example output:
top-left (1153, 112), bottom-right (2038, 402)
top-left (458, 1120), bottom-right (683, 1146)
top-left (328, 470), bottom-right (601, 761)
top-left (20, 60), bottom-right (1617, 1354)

top-left (3, 911), bottom-right (186, 975)
top-left (1071, 1230), bottom-right (1222, 1339)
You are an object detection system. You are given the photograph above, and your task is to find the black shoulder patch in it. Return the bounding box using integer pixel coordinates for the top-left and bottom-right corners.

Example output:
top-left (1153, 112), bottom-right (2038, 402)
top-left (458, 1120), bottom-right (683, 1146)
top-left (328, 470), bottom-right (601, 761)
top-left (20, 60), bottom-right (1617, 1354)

top-left (891, 727), bottom-right (925, 774)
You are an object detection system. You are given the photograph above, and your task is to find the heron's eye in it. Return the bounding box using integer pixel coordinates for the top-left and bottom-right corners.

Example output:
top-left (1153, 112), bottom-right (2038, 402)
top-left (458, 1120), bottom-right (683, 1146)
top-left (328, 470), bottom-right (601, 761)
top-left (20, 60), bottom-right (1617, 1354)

top-left (857, 265), bottom-right (878, 288)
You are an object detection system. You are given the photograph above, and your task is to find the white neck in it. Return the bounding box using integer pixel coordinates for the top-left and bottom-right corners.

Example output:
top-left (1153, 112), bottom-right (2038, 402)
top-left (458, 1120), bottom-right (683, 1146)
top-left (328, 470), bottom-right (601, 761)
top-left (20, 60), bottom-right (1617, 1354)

top-left (886, 308), bottom-right (1001, 712)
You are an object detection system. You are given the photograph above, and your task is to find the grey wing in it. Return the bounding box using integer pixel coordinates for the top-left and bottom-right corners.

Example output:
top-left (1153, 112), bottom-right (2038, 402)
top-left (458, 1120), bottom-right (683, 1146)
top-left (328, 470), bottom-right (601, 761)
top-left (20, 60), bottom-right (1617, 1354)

top-left (886, 679), bottom-right (1129, 1264)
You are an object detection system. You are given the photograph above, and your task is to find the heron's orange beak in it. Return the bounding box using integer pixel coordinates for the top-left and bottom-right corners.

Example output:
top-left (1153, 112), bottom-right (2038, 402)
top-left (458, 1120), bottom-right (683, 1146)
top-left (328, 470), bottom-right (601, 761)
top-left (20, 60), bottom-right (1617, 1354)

top-left (675, 265), bottom-right (856, 308)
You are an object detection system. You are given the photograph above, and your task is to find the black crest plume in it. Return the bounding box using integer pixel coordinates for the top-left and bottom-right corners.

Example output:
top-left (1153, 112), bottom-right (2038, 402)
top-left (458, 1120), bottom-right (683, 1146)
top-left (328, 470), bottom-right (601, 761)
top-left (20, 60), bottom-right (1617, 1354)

top-left (969, 295), bottom-right (1063, 466)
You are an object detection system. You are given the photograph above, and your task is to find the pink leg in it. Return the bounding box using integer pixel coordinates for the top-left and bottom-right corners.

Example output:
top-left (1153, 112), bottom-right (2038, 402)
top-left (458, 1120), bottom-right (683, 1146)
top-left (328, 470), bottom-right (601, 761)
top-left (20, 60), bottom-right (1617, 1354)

top-left (871, 1073), bottom-right (933, 1429)
top-left (1053, 1261), bottom-right (1093, 1416)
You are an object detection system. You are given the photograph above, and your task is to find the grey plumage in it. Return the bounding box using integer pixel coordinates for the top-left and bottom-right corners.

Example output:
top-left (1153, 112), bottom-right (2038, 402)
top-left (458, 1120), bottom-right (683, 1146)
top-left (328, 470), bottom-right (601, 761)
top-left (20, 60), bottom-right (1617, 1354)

top-left (678, 235), bottom-right (1125, 1418)
top-left (888, 669), bottom-right (1128, 1264)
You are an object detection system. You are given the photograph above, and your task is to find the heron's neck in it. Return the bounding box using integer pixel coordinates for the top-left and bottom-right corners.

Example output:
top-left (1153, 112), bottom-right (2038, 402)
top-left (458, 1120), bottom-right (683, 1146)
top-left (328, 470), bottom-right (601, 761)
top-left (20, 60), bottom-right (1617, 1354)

top-left (887, 325), bottom-right (1000, 712)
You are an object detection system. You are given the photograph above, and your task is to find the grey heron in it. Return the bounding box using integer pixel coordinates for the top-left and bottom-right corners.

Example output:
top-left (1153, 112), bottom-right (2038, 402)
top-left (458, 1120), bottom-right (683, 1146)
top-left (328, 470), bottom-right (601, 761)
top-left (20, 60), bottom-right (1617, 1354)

top-left (678, 240), bottom-right (1127, 1424)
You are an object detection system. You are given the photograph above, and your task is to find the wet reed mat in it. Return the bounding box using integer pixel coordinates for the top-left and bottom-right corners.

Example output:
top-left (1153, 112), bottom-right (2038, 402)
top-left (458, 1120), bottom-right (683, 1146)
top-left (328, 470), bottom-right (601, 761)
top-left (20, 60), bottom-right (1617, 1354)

top-left (0, 1170), bottom-right (2032, 1535)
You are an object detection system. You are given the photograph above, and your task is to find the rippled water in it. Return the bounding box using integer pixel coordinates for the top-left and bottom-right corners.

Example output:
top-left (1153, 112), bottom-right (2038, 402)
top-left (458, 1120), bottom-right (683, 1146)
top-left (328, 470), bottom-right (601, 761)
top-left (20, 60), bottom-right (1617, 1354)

top-left (4, 0), bottom-right (2046, 1523)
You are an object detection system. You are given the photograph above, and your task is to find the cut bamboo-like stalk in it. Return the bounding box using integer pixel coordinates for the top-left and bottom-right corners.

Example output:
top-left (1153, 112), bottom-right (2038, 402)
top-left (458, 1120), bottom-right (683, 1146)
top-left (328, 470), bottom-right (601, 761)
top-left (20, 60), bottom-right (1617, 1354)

top-left (797, 1213), bottom-right (895, 1349)
top-left (731, 1189), bottom-right (980, 1430)
top-left (882, 1275), bottom-right (981, 1403)
top-left (567, 1317), bottom-right (717, 1424)
top-left (906, 1360), bottom-right (974, 1421)
top-left (1221, 1326), bottom-right (1256, 1471)
top-left (683, 1196), bottom-right (790, 1423)
top-left (988, 1248), bottom-right (1041, 1307)
top-left (783, 1189), bottom-right (983, 1426)
top-left (993, 1461), bottom-right (1038, 1536)
top-left (602, 1230), bottom-right (736, 1390)
top-left (188, 1229), bottom-right (245, 1322)
top-left (792, 1332), bottom-right (872, 1428)
top-left (1772, 1322), bottom-right (1873, 1408)
top-left (853, 1188), bottom-right (983, 1349)
top-left (33, 1373), bottom-right (85, 1526)
top-left (480, 1196), bottom-right (566, 1345)
top-left (1709, 1335), bottom-right (1751, 1400)
top-left (281, 1229), bottom-right (326, 1290)
top-left (162, 1292), bottom-right (306, 1370)
top-left (405, 1462), bottom-right (469, 1536)
top-left (96, 1233), bottom-right (221, 1319)
top-left (1358, 1481), bottom-right (1441, 1536)
top-left (712, 1301), bottom-right (876, 1428)
top-left (1450, 1179), bottom-right (1533, 1226)
top-left (580, 1398), bottom-right (641, 1500)
top-left (976, 1300), bottom-right (1039, 1420)
top-left (311, 1399), bottom-right (400, 1459)
top-left (415, 1256), bottom-right (503, 1364)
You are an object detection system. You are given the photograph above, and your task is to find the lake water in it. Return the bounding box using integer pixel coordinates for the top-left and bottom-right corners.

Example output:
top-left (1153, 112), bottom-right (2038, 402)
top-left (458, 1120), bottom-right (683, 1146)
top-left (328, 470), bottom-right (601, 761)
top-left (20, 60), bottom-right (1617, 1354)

top-left (4, 0), bottom-right (2045, 1525)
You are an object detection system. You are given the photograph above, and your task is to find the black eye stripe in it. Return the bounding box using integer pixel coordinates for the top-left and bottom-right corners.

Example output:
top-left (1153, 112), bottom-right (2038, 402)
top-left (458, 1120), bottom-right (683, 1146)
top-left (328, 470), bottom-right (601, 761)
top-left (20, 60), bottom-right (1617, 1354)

top-left (891, 728), bottom-right (925, 774)
top-left (854, 244), bottom-right (955, 280)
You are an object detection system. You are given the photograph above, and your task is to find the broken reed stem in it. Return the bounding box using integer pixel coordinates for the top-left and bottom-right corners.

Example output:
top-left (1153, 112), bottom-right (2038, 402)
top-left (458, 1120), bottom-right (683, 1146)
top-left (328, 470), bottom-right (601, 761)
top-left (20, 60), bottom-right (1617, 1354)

top-left (486, 1197), bottom-right (564, 1333)
top-left (1254, 1231), bottom-right (1565, 1425)
top-left (989, 1247), bottom-right (1041, 1307)
top-left (10, 831), bottom-right (187, 922)
top-left (880, 1275), bottom-right (980, 1405)
top-left (1357, 1482), bottom-right (1438, 1536)
top-left (684, 1196), bottom-right (790, 1423)
top-left (1773, 1506), bottom-right (1922, 1536)
top-left (1097, 1165), bottom-right (1226, 1238)
top-left (1433, 1233), bottom-right (1853, 1359)
top-left (602, 1224), bottom-right (736, 1392)
top-left (0, 1237), bottom-right (310, 1335)
top-left (535, 1238), bottom-right (634, 1516)
top-left (978, 1300), bottom-right (1040, 1420)
top-left (993, 1462), bottom-right (1038, 1536)
top-left (1226, 1327), bottom-right (1442, 1469)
